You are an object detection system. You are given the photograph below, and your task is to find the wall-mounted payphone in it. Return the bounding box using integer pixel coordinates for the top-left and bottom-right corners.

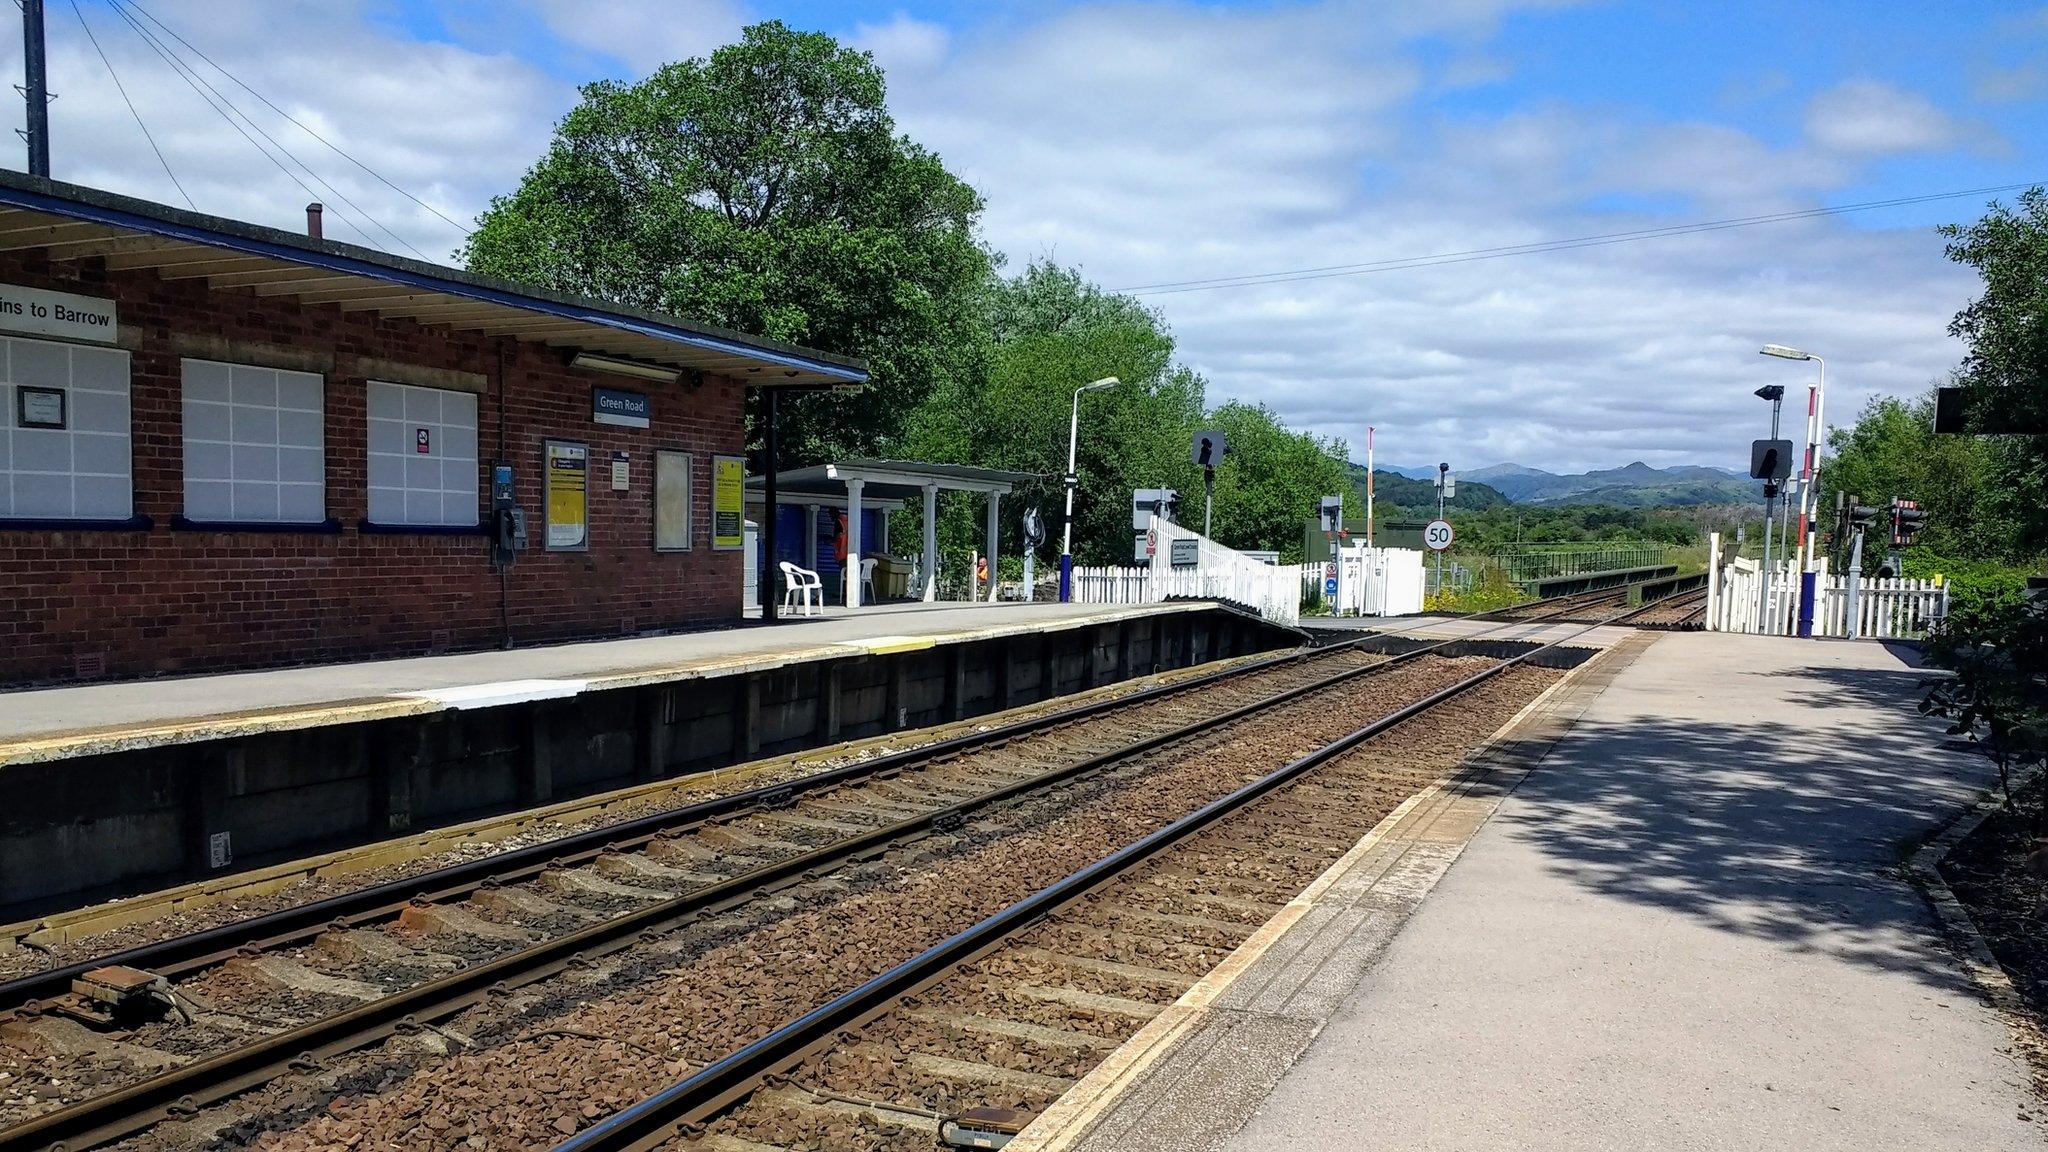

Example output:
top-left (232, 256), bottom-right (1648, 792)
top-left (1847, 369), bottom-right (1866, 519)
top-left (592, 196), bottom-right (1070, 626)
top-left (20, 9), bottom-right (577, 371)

top-left (491, 460), bottom-right (527, 567)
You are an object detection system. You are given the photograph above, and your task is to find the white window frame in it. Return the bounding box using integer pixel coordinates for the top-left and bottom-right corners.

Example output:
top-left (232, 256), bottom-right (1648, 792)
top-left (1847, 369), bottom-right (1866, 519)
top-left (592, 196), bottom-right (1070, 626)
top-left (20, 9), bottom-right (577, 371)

top-left (0, 335), bottom-right (133, 522)
top-left (181, 358), bottom-right (327, 524)
top-left (365, 380), bottom-right (480, 528)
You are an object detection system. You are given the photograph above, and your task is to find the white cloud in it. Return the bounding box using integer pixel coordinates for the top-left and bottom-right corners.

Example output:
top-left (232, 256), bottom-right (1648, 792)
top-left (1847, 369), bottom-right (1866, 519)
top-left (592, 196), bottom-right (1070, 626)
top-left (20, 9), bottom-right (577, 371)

top-left (0, 0), bottom-right (1997, 474)
top-left (874, 5), bottom-right (1976, 471)
top-left (0, 0), bottom-right (570, 260)
top-left (522, 0), bottom-right (745, 77)
top-left (1974, 60), bottom-right (2047, 103)
top-left (850, 14), bottom-right (950, 73)
top-left (1803, 79), bottom-right (1965, 156)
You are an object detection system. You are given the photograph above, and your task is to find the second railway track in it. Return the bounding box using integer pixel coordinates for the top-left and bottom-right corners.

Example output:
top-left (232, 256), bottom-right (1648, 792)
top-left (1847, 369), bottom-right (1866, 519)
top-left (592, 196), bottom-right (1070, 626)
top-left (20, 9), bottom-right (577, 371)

top-left (0, 624), bottom-right (1556, 1152)
top-left (541, 620), bottom-right (1609, 1152)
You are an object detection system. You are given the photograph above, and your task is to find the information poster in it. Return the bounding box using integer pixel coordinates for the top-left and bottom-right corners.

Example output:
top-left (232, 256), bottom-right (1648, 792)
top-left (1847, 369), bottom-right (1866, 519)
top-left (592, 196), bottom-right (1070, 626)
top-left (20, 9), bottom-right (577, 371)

top-left (655, 450), bottom-right (692, 552)
top-left (544, 440), bottom-right (589, 551)
top-left (711, 454), bottom-right (745, 551)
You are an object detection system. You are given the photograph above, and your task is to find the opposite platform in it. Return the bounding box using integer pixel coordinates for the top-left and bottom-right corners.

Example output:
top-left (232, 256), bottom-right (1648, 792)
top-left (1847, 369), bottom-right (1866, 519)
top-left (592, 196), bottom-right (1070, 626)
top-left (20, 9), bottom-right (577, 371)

top-left (1, 599), bottom-right (1297, 913)
top-left (1030, 630), bottom-right (2039, 1152)
top-left (0, 600), bottom-right (1240, 765)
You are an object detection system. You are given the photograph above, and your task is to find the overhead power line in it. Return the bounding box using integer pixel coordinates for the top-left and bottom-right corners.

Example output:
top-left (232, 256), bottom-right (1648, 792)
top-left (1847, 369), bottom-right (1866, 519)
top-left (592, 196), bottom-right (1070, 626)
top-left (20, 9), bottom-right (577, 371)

top-left (99, 0), bottom-right (405, 253)
top-left (68, 0), bottom-right (192, 209)
top-left (114, 0), bottom-right (472, 240)
top-left (1115, 182), bottom-right (2044, 297)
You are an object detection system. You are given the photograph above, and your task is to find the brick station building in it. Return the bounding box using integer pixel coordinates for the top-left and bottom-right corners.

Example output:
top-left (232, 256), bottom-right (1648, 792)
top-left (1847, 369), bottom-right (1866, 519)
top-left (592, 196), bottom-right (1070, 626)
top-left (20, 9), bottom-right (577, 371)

top-left (0, 174), bottom-right (867, 684)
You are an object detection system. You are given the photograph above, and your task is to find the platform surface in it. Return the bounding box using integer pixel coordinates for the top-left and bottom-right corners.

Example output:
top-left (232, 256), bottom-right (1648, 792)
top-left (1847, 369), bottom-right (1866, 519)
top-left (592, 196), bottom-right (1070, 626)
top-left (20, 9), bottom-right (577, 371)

top-left (1061, 631), bottom-right (2040, 1152)
top-left (0, 600), bottom-right (1219, 762)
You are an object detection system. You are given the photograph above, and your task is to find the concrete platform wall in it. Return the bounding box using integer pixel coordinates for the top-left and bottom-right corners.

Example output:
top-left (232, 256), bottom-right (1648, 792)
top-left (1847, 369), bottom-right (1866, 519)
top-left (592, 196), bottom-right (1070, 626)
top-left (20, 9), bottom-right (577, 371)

top-left (0, 607), bottom-right (1284, 916)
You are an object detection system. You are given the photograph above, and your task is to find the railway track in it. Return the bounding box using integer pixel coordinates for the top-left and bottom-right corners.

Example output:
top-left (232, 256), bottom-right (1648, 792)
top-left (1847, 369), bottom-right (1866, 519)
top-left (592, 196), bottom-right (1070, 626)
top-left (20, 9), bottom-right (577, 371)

top-left (0, 621), bottom-right (1557, 1152)
top-left (1474, 580), bottom-right (1709, 628)
top-left (1615, 588), bottom-right (1708, 629)
top-left (1475, 585), bottom-right (1630, 623)
top-left (541, 617), bottom-right (1612, 1152)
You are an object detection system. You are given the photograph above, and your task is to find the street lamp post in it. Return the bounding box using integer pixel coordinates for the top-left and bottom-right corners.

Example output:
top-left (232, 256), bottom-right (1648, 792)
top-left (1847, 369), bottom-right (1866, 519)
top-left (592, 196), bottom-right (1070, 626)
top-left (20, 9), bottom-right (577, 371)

top-left (1760, 344), bottom-right (1826, 637)
top-left (1058, 377), bottom-right (1122, 602)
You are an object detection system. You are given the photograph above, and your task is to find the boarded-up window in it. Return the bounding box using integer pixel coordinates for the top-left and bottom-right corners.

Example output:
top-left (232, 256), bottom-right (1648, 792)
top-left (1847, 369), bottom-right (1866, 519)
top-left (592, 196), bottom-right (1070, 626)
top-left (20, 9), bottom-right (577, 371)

top-left (182, 359), bottom-right (326, 523)
top-left (366, 381), bottom-right (479, 526)
top-left (0, 336), bottom-right (132, 520)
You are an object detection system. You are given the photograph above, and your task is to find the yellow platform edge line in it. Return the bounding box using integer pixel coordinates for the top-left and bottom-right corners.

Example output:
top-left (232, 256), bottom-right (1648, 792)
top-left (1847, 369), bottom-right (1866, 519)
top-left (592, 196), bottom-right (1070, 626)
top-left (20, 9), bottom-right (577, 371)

top-left (1004, 636), bottom-right (1631, 1152)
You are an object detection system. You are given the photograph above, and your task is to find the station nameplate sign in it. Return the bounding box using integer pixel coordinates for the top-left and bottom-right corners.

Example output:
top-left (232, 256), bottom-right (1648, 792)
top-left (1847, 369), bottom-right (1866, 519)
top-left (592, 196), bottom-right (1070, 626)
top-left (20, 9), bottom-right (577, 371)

top-left (592, 386), bottom-right (650, 428)
top-left (1169, 537), bottom-right (1200, 567)
top-left (0, 284), bottom-right (117, 344)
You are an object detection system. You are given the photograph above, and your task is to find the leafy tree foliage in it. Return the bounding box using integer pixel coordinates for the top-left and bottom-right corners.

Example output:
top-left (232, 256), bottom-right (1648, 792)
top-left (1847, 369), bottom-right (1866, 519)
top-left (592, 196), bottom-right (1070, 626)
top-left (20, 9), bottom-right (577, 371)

top-left (1199, 401), bottom-right (1353, 559)
top-left (905, 263), bottom-right (1349, 564)
top-left (1941, 186), bottom-right (2048, 551)
top-left (1817, 391), bottom-right (2005, 558)
top-left (464, 21), bottom-right (991, 465)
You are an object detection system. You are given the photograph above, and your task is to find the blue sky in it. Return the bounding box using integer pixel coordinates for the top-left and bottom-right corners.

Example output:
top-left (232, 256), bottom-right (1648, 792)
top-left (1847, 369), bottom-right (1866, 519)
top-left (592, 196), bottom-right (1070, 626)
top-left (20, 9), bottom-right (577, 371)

top-left (7, 1), bottom-right (2044, 470)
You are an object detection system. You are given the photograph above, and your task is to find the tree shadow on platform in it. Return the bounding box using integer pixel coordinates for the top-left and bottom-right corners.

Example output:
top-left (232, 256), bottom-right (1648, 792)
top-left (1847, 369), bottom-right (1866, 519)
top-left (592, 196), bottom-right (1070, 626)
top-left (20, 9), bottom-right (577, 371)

top-left (1497, 673), bottom-right (1994, 990)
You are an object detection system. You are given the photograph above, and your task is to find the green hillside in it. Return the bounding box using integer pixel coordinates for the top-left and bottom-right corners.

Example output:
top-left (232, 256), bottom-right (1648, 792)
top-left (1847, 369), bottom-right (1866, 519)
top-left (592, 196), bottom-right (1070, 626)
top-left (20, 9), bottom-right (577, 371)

top-left (1345, 465), bottom-right (1511, 513)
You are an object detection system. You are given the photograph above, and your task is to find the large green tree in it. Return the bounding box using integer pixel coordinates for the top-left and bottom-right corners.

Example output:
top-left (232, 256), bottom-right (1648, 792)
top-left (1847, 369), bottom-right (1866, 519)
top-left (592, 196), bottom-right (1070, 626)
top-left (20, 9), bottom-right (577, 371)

top-left (1941, 186), bottom-right (2048, 550)
top-left (1198, 402), bottom-right (1351, 560)
top-left (907, 263), bottom-right (1349, 565)
top-left (908, 263), bottom-right (1203, 565)
top-left (1817, 390), bottom-right (2003, 558)
top-left (464, 21), bottom-right (992, 465)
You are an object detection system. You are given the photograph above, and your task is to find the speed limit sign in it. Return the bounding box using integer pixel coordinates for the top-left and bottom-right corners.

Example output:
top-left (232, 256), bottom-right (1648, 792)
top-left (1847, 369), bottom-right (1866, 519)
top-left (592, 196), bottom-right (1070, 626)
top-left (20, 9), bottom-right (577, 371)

top-left (1424, 519), bottom-right (1455, 551)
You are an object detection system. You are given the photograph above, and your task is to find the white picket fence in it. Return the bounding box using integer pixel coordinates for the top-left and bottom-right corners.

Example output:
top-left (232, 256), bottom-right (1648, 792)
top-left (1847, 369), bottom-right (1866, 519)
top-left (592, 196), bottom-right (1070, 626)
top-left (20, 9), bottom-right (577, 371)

top-left (1294, 545), bottom-right (1426, 617)
top-left (1069, 517), bottom-right (1301, 626)
top-left (1706, 546), bottom-right (1947, 639)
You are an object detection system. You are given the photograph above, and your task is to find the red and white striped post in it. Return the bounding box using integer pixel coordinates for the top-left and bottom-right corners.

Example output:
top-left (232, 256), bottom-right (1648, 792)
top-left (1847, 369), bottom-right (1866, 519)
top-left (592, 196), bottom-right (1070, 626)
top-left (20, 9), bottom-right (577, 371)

top-left (1365, 426), bottom-right (1375, 547)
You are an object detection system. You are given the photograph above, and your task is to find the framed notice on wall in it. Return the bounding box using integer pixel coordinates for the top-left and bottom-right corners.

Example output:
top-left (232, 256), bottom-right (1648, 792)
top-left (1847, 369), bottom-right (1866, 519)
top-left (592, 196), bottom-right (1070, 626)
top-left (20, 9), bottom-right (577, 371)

top-left (654, 449), bottom-right (693, 552)
top-left (543, 440), bottom-right (589, 551)
top-left (710, 454), bottom-right (745, 551)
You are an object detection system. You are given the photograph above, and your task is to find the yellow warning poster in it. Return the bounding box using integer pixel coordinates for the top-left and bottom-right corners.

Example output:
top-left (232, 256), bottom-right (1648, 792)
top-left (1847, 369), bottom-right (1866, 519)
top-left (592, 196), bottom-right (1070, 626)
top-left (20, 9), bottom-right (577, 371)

top-left (544, 440), bottom-right (588, 551)
top-left (711, 454), bottom-right (745, 551)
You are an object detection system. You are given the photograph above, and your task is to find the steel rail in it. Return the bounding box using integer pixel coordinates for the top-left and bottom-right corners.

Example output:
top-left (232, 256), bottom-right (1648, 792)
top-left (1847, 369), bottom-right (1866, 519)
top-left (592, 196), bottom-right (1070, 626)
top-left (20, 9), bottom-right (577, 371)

top-left (551, 614), bottom-right (1617, 1152)
top-left (0, 636), bottom-right (1374, 1017)
top-left (0, 631), bottom-right (1504, 1152)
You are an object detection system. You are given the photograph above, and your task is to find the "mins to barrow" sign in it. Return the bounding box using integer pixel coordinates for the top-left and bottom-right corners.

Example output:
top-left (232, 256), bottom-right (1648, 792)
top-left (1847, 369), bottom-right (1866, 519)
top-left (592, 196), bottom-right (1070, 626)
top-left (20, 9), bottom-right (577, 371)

top-left (0, 284), bottom-right (117, 344)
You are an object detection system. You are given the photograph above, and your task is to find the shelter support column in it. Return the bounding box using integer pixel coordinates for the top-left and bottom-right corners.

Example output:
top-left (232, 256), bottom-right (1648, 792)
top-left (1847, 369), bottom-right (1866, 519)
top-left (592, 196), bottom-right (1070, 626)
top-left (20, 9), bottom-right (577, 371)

top-left (985, 491), bottom-right (1001, 602)
top-left (845, 477), bottom-right (866, 607)
top-left (922, 483), bottom-right (939, 602)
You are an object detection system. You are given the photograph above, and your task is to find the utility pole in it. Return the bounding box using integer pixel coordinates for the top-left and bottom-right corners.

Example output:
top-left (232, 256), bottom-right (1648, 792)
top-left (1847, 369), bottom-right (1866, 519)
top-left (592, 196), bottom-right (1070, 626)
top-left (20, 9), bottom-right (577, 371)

top-left (22, 0), bottom-right (50, 178)
top-left (1435, 461), bottom-right (1449, 598)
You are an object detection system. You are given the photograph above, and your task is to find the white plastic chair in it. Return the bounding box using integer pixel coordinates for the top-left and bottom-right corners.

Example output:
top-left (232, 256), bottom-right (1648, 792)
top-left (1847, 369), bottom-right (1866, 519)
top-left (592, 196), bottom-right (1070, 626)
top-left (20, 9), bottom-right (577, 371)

top-left (780, 561), bottom-right (822, 617)
top-left (860, 557), bottom-right (878, 603)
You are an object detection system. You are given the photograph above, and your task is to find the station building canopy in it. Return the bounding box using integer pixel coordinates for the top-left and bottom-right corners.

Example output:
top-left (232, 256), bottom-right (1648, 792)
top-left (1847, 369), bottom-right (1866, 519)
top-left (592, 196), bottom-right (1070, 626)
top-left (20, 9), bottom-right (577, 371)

top-left (750, 459), bottom-right (1038, 502)
top-left (0, 172), bottom-right (869, 389)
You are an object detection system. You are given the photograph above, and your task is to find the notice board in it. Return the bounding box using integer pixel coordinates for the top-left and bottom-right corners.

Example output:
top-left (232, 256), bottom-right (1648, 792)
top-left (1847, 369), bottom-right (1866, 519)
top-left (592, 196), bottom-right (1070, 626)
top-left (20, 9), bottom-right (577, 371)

top-left (544, 440), bottom-right (589, 551)
top-left (711, 454), bottom-right (745, 550)
top-left (655, 449), bottom-right (693, 551)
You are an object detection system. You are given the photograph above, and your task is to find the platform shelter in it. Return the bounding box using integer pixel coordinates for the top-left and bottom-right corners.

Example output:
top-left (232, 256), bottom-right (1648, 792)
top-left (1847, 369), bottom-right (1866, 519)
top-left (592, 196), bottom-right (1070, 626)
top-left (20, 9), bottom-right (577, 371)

top-left (752, 459), bottom-right (1036, 608)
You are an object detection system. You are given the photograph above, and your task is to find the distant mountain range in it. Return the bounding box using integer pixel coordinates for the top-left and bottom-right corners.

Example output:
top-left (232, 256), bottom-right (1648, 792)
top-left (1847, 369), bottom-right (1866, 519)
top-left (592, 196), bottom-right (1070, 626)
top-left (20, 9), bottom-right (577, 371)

top-left (1359, 461), bottom-right (1758, 509)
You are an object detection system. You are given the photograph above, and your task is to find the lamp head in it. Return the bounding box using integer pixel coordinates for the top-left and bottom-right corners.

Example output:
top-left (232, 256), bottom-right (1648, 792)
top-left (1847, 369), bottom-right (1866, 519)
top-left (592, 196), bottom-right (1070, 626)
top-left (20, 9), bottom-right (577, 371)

top-left (1759, 344), bottom-right (1812, 362)
top-left (1080, 376), bottom-right (1121, 393)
